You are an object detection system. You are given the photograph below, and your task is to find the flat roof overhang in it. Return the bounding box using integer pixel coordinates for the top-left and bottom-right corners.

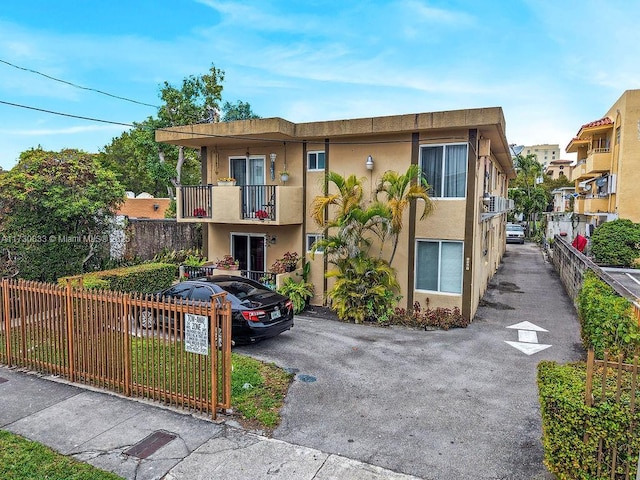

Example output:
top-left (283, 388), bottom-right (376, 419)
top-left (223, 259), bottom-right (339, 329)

top-left (156, 107), bottom-right (514, 179)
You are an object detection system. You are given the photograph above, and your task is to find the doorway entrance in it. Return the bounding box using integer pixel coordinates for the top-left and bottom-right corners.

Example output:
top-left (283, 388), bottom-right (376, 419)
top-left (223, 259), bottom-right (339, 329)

top-left (231, 234), bottom-right (266, 273)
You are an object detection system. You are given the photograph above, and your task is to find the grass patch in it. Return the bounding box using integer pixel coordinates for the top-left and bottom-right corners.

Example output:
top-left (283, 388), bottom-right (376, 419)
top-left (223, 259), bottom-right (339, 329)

top-left (0, 430), bottom-right (122, 480)
top-left (231, 353), bottom-right (294, 430)
top-left (129, 337), bottom-right (293, 431)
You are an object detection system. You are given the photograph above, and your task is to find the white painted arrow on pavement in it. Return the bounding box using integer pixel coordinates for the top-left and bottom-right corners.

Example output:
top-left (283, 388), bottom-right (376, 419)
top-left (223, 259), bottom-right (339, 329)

top-left (504, 321), bottom-right (551, 355)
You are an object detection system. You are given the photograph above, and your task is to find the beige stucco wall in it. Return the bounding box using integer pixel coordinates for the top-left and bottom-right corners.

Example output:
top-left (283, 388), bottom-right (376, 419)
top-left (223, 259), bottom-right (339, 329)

top-left (158, 108), bottom-right (514, 320)
top-left (606, 90), bottom-right (640, 223)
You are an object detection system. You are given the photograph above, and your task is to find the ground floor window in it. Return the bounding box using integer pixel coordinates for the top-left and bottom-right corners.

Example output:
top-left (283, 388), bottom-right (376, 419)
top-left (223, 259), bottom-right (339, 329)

top-left (306, 234), bottom-right (323, 253)
top-left (415, 240), bottom-right (463, 294)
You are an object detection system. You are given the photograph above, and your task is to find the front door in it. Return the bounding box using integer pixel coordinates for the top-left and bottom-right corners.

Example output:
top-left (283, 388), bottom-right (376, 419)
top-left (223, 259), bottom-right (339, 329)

top-left (231, 234), bottom-right (266, 274)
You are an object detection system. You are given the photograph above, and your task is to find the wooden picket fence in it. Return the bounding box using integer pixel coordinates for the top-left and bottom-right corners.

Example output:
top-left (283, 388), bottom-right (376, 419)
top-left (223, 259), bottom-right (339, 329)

top-left (584, 349), bottom-right (640, 479)
top-left (0, 278), bottom-right (232, 419)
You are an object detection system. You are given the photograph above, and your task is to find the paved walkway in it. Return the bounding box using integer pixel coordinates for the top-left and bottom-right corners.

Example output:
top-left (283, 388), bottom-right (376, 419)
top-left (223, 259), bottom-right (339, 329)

top-left (0, 365), bottom-right (419, 479)
top-left (0, 243), bottom-right (583, 479)
top-left (238, 243), bottom-right (583, 479)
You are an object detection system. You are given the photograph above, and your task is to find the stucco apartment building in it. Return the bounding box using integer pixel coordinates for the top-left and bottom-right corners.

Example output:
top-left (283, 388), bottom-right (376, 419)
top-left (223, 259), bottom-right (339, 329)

top-left (567, 89), bottom-right (640, 231)
top-left (156, 108), bottom-right (515, 321)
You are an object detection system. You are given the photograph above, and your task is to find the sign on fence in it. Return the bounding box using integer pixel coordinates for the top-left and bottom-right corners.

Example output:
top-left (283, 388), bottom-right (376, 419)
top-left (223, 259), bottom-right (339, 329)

top-left (184, 313), bottom-right (209, 355)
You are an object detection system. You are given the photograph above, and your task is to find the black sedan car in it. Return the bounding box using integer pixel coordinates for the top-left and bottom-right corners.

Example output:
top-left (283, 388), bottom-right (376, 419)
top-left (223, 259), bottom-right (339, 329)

top-left (139, 276), bottom-right (294, 344)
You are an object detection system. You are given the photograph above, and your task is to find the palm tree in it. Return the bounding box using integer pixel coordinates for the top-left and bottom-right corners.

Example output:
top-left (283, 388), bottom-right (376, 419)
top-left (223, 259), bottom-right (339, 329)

top-left (310, 172), bottom-right (364, 228)
top-left (375, 164), bottom-right (434, 265)
top-left (511, 154), bottom-right (544, 235)
top-left (311, 172), bottom-right (390, 261)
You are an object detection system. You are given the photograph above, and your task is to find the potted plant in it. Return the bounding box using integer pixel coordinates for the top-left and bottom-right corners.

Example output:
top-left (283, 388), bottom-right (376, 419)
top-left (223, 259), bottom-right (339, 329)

top-left (215, 254), bottom-right (239, 270)
top-left (279, 171), bottom-right (290, 182)
top-left (218, 177), bottom-right (236, 186)
top-left (192, 207), bottom-right (207, 218)
top-left (255, 209), bottom-right (269, 220)
top-left (270, 251), bottom-right (300, 273)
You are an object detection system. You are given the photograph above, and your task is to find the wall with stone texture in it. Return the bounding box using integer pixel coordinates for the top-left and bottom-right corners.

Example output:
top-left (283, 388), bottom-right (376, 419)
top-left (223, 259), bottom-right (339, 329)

top-left (113, 218), bottom-right (202, 261)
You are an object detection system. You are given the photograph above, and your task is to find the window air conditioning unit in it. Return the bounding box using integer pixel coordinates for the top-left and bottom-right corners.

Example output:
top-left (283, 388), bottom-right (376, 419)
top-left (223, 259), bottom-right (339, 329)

top-left (578, 181), bottom-right (591, 191)
top-left (607, 174), bottom-right (617, 194)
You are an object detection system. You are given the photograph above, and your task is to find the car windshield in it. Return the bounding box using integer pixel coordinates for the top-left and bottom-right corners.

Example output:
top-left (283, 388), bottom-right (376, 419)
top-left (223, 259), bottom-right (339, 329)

top-left (215, 280), bottom-right (272, 300)
top-left (507, 224), bottom-right (523, 231)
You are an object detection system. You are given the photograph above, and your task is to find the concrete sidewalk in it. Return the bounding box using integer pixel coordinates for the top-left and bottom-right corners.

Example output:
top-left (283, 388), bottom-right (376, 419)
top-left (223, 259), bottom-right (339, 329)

top-left (0, 365), bottom-right (420, 480)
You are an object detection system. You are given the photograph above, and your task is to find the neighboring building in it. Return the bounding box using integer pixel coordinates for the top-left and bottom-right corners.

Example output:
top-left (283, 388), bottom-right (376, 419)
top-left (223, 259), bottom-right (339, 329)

top-left (544, 187), bottom-right (577, 241)
top-left (566, 89), bottom-right (640, 234)
top-left (156, 108), bottom-right (515, 322)
top-left (117, 196), bottom-right (171, 219)
top-left (551, 187), bottom-right (575, 213)
top-left (521, 143), bottom-right (560, 164)
top-left (544, 159), bottom-right (574, 181)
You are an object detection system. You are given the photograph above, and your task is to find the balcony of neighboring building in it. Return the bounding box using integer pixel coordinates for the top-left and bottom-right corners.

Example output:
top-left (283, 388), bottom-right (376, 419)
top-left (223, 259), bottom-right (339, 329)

top-left (177, 184), bottom-right (303, 225)
top-left (572, 160), bottom-right (596, 181)
top-left (574, 194), bottom-right (612, 215)
top-left (585, 147), bottom-right (612, 174)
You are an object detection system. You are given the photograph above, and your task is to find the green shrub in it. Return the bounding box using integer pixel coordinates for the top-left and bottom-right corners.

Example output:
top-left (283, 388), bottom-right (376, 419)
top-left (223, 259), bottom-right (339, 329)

top-left (59, 263), bottom-right (177, 293)
top-left (326, 255), bottom-right (399, 324)
top-left (590, 219), bottom-right (640, 267)
top-left (152, 248), bottom-right (204, 265)
top-left (277, 277), bottom-right (314, 314)
top-left (390, 300), bottom-right (469, 330)
top-left (538, 361), bottom-right (640, 479)
top-left (577, 271), bottom-right (640, 360)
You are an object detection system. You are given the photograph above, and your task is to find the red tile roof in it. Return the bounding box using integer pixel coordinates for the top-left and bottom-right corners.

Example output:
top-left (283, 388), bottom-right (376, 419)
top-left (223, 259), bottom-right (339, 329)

top-left (580, 116), bottom-right (613, 129)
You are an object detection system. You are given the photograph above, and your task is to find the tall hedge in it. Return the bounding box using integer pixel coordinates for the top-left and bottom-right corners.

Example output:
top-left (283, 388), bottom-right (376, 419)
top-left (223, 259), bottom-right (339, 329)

top-left (59, 263), bottom-right (177, 294)
top-left (538, 361), bottom-right (640, 479)
top-left (576, 271), bottom-right (640, 361)
top-left (590, 219), bottom-right (640, 267)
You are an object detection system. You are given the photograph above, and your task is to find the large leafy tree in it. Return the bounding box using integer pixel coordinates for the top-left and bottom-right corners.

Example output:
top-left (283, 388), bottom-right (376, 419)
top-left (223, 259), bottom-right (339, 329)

top-left (222, 100), bottom-right (260, 121)
top-left (0, 148), bottom-right (125, 281)
top-left (99, 65), bottom-right (259, 198)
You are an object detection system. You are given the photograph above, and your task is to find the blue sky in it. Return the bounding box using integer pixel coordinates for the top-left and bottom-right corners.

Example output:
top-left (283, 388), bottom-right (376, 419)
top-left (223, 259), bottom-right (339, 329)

top-left (1, 0), bottom-right (639, 171)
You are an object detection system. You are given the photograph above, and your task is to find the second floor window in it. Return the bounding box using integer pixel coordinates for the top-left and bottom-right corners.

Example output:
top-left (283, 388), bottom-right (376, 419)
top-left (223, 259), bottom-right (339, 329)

top-left (308, 151), bottom-right (325, 171)
top-left (420, 143), bottom-right (467, 198)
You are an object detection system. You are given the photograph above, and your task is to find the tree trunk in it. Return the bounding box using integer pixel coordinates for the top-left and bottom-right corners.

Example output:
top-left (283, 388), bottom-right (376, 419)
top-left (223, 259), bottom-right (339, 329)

top-left (176, 146), bottom-right (184, 186)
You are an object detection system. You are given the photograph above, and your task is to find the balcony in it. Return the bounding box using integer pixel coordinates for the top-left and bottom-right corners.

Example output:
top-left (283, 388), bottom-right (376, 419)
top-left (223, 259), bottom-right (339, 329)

top-left (573, 159), bottom-right (598, 181)
top-left (178, 184), bottom-right (303, 225)
top-left (585, 148), bottom-right (612, 174)
top-left (583, 195), bottom-right (611, 214)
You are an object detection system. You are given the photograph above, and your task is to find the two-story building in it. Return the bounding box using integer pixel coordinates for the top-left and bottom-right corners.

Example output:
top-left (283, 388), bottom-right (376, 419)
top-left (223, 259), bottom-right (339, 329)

top-left (156, 107), bottom-right (515, 322)
top-left (567, 89), bottom-right (640, 233)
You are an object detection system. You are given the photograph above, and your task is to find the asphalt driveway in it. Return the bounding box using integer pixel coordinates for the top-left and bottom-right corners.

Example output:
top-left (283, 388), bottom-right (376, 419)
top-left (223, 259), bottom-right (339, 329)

top-left (236, 243), bottom-right (584, 479)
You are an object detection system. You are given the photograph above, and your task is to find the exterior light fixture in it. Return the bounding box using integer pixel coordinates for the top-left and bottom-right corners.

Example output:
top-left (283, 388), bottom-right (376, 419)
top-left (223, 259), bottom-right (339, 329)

top-left (270, 152), bottom-right (277, 180)
top-left (366, 155), bottom-right (374, 170)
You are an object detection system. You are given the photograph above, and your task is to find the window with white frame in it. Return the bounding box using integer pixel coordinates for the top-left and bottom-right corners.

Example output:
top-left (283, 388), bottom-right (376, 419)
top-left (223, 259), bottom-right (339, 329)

top-left (415, 240), bottom-right (463, 294)
top-left (306, 234), bottom-right (323, 253)
top-left (420, 143), bottom-right (468, 198)
top-left (307, 151), bottom-right (325, 171)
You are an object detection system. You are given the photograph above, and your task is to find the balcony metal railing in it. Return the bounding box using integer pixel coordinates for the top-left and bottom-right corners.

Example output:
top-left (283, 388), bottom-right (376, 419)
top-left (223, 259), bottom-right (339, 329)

top-left (180, 265), bottom-right (276, 288)
top-left (241, 185), bottom-right (276, 220)
top-left (180, 185), bottom-right (213, 219)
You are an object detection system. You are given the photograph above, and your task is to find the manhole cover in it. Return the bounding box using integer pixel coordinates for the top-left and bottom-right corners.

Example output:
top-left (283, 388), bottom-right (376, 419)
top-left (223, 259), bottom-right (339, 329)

top-left (125, 430), bottom-right (176, 459)
top-left (0, 377), bottom-right (8, 384)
